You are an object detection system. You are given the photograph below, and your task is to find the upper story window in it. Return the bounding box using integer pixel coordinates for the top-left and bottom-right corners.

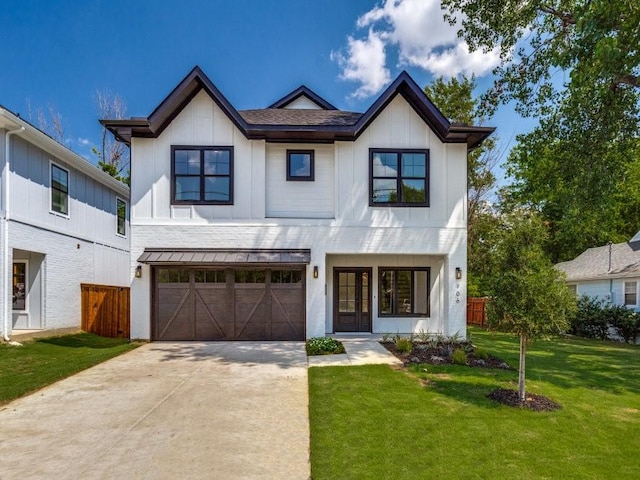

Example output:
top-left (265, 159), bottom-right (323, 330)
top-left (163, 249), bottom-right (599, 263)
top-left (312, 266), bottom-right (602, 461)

top-left (287, 150), bottom-right (314, 181)
top-left (116, 198), bottom-right (126, 236)
top-left (171, 146), bottom-right (234, 205)
top-left (50, 162), bottom-right (69, 216)
top-left (370, 149), bottom-right (428, 206)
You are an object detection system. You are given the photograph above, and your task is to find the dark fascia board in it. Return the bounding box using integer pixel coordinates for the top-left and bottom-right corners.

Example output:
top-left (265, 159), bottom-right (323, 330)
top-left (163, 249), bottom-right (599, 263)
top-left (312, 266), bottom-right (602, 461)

top-left (268, 85), bottom-right (337, 110)
top-left (354, 71), bottom-right (451, 141)
top-left (101, 67), bottom-right (494, 150)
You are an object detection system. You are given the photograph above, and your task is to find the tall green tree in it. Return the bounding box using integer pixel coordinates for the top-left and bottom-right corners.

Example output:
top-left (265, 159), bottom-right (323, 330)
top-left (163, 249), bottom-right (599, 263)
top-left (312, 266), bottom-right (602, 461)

top-left (425, 76), bottom-right (501, 294)
top-left (488, 211), bottom-right (576, 402)
top-left (442, 0), bottom-right (640, 261)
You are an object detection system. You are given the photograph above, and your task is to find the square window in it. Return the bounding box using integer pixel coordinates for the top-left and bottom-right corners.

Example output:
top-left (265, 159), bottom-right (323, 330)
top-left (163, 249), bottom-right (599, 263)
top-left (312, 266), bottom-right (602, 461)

top-left (370, 149), bottom-right (429, 206)
top-left (287, 150), bottom-right (314, 181)
top-left (172, 146), bottom-right (234, 205)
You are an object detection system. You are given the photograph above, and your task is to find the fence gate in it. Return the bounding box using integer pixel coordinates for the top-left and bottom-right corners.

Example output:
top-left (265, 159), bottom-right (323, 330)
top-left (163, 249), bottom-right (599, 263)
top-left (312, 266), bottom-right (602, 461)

top-left (81, 284), bottom-right (130, 338)
top-left (467, 297), bottom-right (488, 327)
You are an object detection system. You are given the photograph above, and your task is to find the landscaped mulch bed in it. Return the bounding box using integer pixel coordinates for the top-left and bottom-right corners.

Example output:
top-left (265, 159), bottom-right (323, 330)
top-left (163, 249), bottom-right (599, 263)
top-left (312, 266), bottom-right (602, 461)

top-left (381, 341), bottom-right (512, 369)
top-left (487, 388), bottom-right (562, 411)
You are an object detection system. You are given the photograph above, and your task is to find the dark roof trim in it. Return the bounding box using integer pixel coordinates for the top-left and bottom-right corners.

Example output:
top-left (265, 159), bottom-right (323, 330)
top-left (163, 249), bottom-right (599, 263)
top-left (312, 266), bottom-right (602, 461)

top-left (101, 67), bottom-right (494, 150)
top-left (137, 248), bottom-right (311, 265)
top-left (268, 85), bottom-right (337, 110)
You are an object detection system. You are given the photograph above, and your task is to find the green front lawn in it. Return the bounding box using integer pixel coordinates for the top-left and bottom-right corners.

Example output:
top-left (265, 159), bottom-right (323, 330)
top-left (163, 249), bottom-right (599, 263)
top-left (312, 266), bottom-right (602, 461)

top-left (0, 333), bottom-right (139, 405)
top-left (309, 329), bottom-right (640, 479)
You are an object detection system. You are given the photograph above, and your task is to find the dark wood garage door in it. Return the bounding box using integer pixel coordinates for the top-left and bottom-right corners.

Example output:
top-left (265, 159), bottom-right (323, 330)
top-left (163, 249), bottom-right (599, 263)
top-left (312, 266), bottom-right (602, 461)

top-left (154, 267), bottom-right (305, 341)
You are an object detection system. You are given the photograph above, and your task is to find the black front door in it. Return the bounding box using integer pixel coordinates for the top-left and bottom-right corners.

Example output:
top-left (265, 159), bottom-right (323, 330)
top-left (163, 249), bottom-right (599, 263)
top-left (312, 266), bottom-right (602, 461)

top-left (333, 268), bottom-right (371, 332)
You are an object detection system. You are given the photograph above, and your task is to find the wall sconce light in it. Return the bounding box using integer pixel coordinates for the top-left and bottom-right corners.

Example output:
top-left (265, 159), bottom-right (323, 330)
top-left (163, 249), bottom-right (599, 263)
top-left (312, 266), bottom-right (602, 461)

top-left (135, 265), bottom-right (142, 278)
top-left (455, 267), bottom-right (462, 280)
top-left (313, 266), bottom-right (319, 279)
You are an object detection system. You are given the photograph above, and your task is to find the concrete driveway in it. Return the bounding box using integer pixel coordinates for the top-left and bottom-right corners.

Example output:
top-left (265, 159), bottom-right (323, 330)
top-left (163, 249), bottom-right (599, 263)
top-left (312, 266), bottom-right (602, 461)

top-left (0, 342), bottom-right (310, 480)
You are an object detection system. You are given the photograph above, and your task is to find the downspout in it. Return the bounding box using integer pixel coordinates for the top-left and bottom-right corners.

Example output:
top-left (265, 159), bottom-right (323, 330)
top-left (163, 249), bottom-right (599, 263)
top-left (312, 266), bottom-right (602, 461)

top-left (2, 120), bottom-right (25, 342)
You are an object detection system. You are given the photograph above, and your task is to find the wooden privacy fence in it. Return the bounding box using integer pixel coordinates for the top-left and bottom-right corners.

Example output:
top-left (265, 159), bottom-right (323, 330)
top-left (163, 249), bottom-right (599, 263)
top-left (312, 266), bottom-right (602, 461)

top-left (81, 283), bottom-right (130, 338)
top-left (467, 297), bottom-right (489, 327)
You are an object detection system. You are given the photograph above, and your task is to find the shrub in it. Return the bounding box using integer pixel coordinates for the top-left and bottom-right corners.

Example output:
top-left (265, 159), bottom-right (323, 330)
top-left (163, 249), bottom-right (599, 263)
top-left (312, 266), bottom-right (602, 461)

top-left (451, 348), bottom-right (468, 365)
top-left (395, 337), bottom-right (413, 353)
top-left (474, 347), bottom-right (490, 360)
top-left (609, 307), bottom-right (639, 343)
top-left (569, 296), bottom-right (610, 340)
top-left (306, 337), bottom-right (346, 356)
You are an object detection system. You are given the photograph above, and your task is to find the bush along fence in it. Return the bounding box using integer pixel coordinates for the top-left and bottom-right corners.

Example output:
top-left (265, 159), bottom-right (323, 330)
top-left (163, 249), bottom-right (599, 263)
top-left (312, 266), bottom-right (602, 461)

top-left (569, 296), bottom-right (640, 344)
top-left (467, 297), bottom-right (489, 327)
top-left (81, 283), bottom-right (130, 338)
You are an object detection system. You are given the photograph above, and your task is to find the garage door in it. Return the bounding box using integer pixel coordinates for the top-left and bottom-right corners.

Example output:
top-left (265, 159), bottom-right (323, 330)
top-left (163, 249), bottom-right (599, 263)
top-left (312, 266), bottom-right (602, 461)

top-left (154, 267), bottom-right (305, 341)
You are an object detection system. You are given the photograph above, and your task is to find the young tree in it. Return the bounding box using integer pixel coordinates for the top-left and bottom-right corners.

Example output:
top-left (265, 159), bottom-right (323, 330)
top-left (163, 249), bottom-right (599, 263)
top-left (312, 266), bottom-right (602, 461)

top-left (94, 89), bottom-right (130, 185)
top-left (424, 75), bottom-right (502, 294)
top-left (488, 211), bottom-right (576, 402)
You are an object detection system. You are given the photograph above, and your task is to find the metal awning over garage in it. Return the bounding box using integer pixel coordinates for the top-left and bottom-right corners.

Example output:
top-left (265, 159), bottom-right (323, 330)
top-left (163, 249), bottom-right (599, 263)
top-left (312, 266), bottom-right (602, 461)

top-left (137, 248), bottom-right (311, 266)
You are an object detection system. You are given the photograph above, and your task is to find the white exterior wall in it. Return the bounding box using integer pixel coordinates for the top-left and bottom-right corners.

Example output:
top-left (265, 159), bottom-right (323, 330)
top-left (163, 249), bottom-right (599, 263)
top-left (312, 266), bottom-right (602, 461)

top-left (573, 277), bottom-right (640, 310)
top-left (129, 90), bottom-right (468, 340)
top-left (9, 222), bottom-right (129, 330)
top-left (1, 128), bottom-right (130, 336)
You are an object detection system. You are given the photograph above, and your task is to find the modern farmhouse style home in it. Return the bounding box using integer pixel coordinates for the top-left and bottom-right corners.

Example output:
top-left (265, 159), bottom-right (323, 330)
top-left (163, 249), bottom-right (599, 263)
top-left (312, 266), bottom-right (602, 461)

top-left (102, 66), bottom-right (493, 341)
top-left (0, 107), bottom-right (130, 341)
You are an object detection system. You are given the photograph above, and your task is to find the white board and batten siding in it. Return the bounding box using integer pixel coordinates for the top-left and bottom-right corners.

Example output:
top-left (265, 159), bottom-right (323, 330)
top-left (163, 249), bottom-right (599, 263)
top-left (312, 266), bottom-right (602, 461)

top-left (266, 143), bottom-right (334, 218)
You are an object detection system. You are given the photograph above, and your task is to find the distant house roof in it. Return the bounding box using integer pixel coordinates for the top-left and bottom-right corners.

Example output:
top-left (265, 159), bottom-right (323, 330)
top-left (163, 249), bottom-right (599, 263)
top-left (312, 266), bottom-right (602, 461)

top-left (101, 66), bottom-right (494, 149)
top-left (556, 240), bottom-right (640, 282)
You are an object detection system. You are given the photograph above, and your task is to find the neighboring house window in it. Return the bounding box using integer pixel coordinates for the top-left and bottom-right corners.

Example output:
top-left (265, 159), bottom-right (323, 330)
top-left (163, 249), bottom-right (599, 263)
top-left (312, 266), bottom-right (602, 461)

top-left (171, 146), bottom-right (234, 205)
top-left (379, 267), bottom-right (430, 316)
top-left (568, 284), bottom-right (578, 296)
top-left (12, 261), bottom-right (27, 311)
top-left (51, 163), bottom-right (69, 215)
top-left (287, 150), bottom-right (314, 181)
top-left (624, 281), bottom-right (637, 306)
top-left (370, 149), bottom-right (429, 206)
top-left (116, 198), bottom-right (126, 236)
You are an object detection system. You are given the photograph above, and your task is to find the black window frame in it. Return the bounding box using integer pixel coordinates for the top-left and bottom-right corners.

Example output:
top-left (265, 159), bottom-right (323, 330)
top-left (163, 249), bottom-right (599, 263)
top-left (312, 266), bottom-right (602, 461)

top-left (369, 148), bottom-right (429, 207)
top-left (116, 198), bottom-right (126, 237)
top-left (286, 149), bottom-right (315, 181)
top-left (50, 162), bottom-right (70, 216)
top-left (171, 145), bottom-right (234, 205)
top-left (378, 267), bottom-right (430, 317)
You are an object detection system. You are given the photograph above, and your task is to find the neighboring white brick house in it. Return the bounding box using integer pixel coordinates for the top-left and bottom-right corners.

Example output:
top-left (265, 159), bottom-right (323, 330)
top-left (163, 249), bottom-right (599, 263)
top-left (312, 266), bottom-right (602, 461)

top-left (103, 67), bottom-right (493, 341)
top-left (0, 107), bottom-right (130, 340)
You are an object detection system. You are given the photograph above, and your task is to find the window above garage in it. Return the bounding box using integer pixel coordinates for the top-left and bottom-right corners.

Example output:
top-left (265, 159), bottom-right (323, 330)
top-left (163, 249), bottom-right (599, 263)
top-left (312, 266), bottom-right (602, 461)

top-left (171, 146), bottom-right (234, 205)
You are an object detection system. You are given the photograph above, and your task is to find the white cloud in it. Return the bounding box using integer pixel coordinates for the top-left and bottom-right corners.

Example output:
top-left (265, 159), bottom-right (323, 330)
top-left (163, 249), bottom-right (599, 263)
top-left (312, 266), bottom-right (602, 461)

top-left (77, 137), bottom-right (91, 146)
top-left (333, 0), bottom-right (501, 97)
top-left (331, 29), bottom-right (391, 99)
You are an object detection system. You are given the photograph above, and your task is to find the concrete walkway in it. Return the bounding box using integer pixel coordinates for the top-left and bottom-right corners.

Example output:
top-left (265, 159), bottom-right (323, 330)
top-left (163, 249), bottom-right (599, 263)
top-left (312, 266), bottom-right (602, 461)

top-left (307, 337), bottom-right (402, 367)
top-left (0, 342), bottom-right (310, 480)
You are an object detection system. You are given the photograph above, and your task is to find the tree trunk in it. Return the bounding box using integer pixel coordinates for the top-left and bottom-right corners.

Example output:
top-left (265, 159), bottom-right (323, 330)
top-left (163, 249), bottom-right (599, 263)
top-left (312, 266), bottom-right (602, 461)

top-left (518, 335), bottom-right (527, 402)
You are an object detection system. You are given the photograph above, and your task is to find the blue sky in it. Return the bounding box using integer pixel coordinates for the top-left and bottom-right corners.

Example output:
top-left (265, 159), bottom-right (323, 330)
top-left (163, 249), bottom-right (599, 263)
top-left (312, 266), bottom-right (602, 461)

top-left (1, 0), bottom-right (530, 177)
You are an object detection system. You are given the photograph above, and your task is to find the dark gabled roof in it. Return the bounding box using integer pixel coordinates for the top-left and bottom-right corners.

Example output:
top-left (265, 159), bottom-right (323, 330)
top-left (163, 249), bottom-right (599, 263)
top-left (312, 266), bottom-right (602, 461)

top-left (268, 85), bottom-right (337, 110)
top-left (101, 66), bottom-right (494, 149)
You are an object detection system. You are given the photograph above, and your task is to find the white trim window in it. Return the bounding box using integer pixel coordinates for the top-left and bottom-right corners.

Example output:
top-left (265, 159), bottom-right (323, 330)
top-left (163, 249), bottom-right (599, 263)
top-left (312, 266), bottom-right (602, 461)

top-left (624, 281), bottom-right (638, 306)
top-left (116, 197), bottom-right (126, 237)
top-left (50, 161), bottom-right (69, 216)
top-left (12, 261), bottom-right (28, 312)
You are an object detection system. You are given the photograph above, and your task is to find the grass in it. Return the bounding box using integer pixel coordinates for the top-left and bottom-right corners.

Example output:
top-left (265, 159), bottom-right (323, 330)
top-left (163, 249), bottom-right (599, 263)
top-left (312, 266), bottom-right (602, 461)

top-left (309, 328), bottom-right (640, 479)
top-left (0, 333), bottom-right (139, 405)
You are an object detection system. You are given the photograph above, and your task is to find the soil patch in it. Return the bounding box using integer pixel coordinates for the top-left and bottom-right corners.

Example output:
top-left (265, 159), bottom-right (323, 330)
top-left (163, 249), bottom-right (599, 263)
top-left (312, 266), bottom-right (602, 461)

top-left (487, 388), bottom-right (562, 411)
top-left (381, 341), bottom-right (512, 369)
